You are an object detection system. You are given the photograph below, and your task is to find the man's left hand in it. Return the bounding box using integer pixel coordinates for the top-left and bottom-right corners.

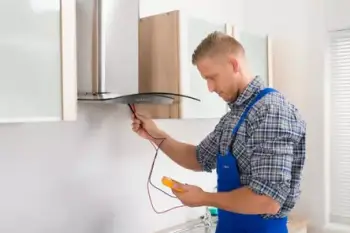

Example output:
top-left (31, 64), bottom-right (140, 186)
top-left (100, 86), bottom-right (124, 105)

top-left (172, 183), bottom-right (207, 207)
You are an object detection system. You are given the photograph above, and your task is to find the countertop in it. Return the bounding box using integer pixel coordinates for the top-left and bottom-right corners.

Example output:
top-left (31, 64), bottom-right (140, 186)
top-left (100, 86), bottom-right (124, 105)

top-left (154, 217), bottom-right (217, 233)
top-left (155, 215), bottom-right (308, 233)
top-left (288, 215), bottom-right (308, 233)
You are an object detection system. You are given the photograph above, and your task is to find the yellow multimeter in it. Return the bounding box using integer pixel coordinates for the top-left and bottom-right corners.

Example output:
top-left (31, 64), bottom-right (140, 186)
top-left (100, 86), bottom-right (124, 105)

top-left (161, 176), bottom-right (185, 192)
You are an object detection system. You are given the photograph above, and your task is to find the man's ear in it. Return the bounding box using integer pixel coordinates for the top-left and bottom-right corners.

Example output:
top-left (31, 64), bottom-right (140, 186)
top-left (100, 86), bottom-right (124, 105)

top-left (228, 55), bottom-right (239, 73)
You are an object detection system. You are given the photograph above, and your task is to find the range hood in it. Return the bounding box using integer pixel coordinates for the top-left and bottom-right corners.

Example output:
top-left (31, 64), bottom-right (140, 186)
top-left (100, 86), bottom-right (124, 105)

top-left (77, 0), bottom-right (200, 105)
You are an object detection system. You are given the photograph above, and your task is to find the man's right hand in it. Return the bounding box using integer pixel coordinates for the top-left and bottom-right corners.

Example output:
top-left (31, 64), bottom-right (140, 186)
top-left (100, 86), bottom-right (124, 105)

top-left (131, 112), bottom-right (202, 171)
top-left (131, 113), bottom-right (165, 141)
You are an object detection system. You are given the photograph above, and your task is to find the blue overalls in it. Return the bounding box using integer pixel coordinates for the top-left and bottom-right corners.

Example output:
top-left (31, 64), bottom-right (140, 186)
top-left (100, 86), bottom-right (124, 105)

top-left (215, 88), bottom-right (288, 233)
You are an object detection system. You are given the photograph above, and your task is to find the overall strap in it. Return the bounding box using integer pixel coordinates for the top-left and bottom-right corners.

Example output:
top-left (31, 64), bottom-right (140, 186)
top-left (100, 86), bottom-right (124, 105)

top-left (231, 87), bottom-right (277, 135)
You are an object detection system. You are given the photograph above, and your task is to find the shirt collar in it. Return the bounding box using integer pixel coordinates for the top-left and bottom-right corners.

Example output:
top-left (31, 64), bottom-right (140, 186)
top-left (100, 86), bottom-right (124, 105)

top-left (228, 76), bottom-right (265, 109)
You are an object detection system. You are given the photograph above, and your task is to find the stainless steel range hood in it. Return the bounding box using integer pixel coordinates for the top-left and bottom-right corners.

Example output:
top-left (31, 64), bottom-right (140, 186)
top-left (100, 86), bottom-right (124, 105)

top-left (77, 0), bottom-right (199, 105)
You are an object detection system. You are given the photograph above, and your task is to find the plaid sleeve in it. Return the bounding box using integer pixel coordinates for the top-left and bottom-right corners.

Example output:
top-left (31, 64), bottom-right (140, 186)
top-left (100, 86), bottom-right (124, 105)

top-left (195, 123), bottom-right (221, 172)
top-left (248, 103), bottom-right (303, 207)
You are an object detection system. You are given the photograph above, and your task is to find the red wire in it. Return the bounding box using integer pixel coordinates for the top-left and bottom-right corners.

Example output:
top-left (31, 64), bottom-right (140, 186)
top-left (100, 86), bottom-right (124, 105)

top-left (131, 104), bottom-right (184, 214)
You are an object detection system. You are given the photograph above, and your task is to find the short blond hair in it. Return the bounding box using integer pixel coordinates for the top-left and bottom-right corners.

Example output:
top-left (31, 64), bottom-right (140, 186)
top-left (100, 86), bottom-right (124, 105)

top-left (191, 31), bottom-right (244, 65)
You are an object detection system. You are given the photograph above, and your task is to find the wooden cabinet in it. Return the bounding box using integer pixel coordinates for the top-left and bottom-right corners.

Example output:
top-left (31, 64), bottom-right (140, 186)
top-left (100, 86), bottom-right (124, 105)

top-left (0, 0), bottom-right (77, 123)
top-left (138, 10), bottom-right (230, 119)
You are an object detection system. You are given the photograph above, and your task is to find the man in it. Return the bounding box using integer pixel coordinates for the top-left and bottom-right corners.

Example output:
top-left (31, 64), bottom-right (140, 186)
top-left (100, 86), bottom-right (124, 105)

top-left (131, 31), bottom-right (306, 233)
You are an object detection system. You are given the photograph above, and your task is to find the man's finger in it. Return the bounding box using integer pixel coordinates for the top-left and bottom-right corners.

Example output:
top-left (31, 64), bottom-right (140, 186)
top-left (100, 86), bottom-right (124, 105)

top-left (135, 113), bottom-right (147, 120)
top-left (172, 183), bottom-right (187, 192)
top-left (132, 118), bottom-right (141, 124)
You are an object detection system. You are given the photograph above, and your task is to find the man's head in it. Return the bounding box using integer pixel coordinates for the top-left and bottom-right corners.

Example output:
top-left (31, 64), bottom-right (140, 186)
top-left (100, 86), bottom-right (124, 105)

top-left (192, 31), bottom-right (251, 102)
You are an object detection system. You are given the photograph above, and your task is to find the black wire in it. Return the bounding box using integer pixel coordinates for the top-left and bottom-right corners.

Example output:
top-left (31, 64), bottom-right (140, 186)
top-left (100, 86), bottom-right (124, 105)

top-left (128, 104), bottom-right (184, 214)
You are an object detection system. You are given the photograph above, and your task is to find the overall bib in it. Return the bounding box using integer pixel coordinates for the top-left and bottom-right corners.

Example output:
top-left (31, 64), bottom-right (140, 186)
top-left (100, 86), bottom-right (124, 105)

top-left (216, 88), bottom-right (288, 233)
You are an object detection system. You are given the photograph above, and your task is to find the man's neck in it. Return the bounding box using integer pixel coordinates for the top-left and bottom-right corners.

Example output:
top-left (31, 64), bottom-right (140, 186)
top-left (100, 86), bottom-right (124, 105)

top-left (237, 73), bottom-right (254, 95)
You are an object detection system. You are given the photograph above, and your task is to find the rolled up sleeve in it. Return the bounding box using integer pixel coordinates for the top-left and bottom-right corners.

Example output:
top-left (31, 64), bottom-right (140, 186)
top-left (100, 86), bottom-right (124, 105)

top-left (248, 104), bottom-right (299, 207)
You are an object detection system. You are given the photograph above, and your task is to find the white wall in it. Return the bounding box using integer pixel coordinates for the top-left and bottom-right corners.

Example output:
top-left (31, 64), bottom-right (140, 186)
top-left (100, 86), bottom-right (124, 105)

top-left (0, 0), bottom-right (243, 233)
top-left (0, 105), bottom-right (221, 233)
top-left (325, 0), bottom-right (350, 31)
top-left (140, 0), bottom-right (243, 25)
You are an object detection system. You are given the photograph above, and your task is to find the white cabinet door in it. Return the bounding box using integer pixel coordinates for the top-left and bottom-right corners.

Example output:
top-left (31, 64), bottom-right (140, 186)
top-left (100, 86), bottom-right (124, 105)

top-left (179, 13), bottom-right (228, 119)
top-left (0, 0), bottom-right (77, 123)
top-left (236, 29), bottom-right (273, 87)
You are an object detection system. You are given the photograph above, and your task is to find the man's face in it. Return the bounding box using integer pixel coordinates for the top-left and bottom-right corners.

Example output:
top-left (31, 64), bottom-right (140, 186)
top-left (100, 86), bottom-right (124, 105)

top-left (196, 55), bottom-right (241, 102)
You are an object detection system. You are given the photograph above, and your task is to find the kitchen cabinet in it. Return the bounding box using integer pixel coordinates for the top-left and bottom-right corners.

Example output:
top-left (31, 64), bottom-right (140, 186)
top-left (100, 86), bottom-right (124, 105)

top-left (235, 29), bottom-right (273, 87)
top-left (138, 10), bottom-right (230, 119)
top-left (138, 10), bottom-right (274, 119)
top-left (0, 0), bottom-right (77, 123)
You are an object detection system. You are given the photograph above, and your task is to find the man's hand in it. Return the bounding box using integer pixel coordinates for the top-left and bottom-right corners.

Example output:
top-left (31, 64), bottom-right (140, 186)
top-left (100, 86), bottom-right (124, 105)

top-left (172, 183), bottom-right (207, 207)
top-left (131, 113), bottom-right (165, 141)
top-left (201, 187), bottom-right (281, 215)
top-left (173, 184), bottom-right (280, 214)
